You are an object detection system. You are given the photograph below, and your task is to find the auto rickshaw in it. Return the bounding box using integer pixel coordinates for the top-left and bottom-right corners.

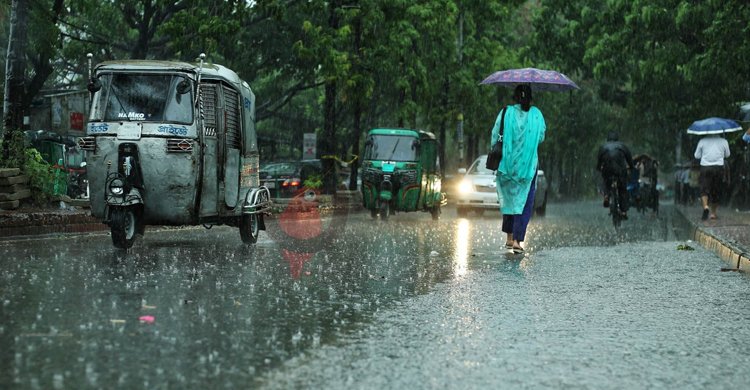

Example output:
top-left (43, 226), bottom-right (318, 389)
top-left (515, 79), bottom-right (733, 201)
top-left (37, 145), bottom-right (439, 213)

top-left (80, 54), bottom-right (272, 248)
top-left (361, 128), bottom-right (446, 220)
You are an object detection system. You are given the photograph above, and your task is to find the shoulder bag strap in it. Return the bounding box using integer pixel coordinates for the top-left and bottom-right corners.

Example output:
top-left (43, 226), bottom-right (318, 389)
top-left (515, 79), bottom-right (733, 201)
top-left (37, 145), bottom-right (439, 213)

top-left (498, 106), bottom-right (507, 143)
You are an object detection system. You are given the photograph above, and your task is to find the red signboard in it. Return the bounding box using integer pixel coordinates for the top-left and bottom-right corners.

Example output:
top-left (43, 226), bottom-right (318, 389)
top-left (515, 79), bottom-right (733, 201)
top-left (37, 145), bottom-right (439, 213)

top-left (70, 112), bottom-right (84, 130)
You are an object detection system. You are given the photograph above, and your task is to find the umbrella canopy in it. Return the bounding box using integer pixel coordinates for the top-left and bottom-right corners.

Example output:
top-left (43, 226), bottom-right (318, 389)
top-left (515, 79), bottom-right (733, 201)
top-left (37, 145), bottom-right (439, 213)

top-left (739, 102), bottom-right (750, 122)
top-left (480, 67), bottom-right (580, 92)
top-left (686, 117), bottom-right (742, 135)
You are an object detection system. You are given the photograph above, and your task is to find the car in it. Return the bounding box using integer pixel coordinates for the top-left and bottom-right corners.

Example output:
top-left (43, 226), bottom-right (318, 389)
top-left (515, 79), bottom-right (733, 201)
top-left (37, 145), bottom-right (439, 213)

top-left (259, 159), bottom-right (323, 198)
top-left (455, 154), bottom-right (548, 217)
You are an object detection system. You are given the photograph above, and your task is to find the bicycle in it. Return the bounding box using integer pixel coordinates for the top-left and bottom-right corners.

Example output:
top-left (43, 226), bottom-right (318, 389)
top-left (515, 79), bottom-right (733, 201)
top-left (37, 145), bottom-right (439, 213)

top-left (608, 177), bottom-right (624, 228)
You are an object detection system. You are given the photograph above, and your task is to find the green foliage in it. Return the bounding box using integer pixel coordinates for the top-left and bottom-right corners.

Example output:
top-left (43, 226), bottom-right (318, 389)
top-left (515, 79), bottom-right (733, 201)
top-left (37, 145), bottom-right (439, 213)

top-left (0, 131), bottom-right (26, 169)
top-left (0, 130), bottom-right (54, 205)
top-left (303, 173), bottom-right (323, 189)
top-left (23, 148), bottom-right (55, 205)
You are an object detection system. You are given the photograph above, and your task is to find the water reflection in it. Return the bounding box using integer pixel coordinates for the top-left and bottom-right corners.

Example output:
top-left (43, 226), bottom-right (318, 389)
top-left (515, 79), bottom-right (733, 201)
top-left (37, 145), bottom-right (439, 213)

top-left (454, 219), bottom-right (470, 278)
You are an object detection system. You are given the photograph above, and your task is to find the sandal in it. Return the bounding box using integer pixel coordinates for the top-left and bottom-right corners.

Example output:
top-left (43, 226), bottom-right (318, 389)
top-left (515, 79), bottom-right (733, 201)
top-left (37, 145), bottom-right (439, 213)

top-left (505, 242), bottom-right (514, 250)
top-left (512, 246), bottom-right (525, 254)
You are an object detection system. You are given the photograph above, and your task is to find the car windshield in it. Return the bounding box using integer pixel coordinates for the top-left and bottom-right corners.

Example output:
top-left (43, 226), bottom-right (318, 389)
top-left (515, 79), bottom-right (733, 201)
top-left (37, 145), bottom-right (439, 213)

top-left (364, 135), bottom-right (417, 162)
top-left (90, 73), bottom-right (193, 123)
top-left (468, 157), bottom-right (493, 175)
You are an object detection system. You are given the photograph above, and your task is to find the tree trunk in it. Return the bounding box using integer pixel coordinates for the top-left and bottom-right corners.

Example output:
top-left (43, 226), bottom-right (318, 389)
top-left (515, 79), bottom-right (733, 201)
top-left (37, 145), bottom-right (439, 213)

top-left (2, 0), bottom-right (29, 160)
top-left (349, 15), bottom-right (363, 191)
top-left (321, 1), bottom-right (339, 194)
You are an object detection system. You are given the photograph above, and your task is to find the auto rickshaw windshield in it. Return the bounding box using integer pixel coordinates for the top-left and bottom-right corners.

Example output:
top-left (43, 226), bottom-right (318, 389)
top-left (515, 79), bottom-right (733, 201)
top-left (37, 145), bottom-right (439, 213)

top-left (364, 135), bottom-right (418, 162)
top-left (90, 73), bottom-right (193, 124)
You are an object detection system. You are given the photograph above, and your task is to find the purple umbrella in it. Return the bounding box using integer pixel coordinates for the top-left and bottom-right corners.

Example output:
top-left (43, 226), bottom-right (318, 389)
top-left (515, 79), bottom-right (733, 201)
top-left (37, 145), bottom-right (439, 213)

top-left (480, 67), bottom-right (580, 92)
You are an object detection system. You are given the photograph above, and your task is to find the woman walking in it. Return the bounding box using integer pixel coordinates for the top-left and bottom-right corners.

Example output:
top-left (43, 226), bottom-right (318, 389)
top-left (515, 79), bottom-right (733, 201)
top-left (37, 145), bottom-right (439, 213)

top-left (491, 84), bottom-right (546, 254)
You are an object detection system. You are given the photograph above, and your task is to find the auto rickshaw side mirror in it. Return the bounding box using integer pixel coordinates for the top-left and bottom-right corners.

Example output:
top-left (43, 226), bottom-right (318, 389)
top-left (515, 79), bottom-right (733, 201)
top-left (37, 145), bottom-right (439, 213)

top-left (87, 77), bottom-right (102, 93)
top-left (176, 78), bottom-right (191, 95)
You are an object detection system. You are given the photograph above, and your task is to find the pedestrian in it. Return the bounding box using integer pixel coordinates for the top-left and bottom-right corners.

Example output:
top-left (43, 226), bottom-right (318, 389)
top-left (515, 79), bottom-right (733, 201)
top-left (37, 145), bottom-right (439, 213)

top-left (687, 161), bottom-right (700, 205)
top-left (743, 127), bottom-right (750, 143)
top-left (492, 84), bottom-right (546, 254)
top-left (694, 134), bottom-right (730, 220)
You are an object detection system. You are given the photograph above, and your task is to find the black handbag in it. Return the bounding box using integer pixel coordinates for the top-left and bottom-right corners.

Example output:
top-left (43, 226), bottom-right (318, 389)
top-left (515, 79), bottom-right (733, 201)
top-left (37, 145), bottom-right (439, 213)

top-left (485, 106), bottom-right (507, 171)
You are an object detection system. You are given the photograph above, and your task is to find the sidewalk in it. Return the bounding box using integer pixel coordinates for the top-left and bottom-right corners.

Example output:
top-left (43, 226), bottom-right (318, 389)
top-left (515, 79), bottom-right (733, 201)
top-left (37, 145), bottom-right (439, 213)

top-left (675, 203), bottom-right (750, 272)
top-left (0, 192), bottom-right (363, 240)
top-left (0, 199), bottom-right (106, 239)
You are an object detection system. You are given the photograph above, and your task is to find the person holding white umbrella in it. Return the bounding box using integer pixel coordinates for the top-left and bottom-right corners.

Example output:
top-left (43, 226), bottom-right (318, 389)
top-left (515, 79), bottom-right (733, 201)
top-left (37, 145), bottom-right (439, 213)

top-left (688, 118), bottom-right (739, 220)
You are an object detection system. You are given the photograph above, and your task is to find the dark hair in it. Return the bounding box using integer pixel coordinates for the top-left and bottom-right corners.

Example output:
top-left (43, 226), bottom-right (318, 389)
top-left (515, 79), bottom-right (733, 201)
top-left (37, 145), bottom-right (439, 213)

top-left (513, 84), bottom-right (533, 111)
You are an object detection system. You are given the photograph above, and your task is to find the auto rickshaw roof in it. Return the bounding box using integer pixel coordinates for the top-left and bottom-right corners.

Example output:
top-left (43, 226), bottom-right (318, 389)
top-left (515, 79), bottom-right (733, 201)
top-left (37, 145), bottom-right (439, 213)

top-left (369, 128), bottom-right (435, 140)
top-left (94, 60), bottom-right (251, 91)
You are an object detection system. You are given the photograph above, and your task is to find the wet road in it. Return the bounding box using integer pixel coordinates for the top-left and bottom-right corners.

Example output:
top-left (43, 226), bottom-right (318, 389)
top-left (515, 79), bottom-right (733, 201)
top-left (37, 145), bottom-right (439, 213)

top-left (1, 202), bottom-right (749, 389)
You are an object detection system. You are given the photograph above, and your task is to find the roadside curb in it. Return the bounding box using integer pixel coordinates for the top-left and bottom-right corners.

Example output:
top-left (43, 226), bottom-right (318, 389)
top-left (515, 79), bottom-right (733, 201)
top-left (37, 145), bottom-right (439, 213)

top-left (674, 206), bottom-right (750, 272)
top-left (0, 193), bottom-right (364, 241)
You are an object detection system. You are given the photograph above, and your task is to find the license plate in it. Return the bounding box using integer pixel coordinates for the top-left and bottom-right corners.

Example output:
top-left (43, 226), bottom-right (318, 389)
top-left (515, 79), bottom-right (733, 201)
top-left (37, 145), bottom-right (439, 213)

top-left (117, 122), bottom-right (142, 140)
top-left (264, 181), bottom-right (276, 189)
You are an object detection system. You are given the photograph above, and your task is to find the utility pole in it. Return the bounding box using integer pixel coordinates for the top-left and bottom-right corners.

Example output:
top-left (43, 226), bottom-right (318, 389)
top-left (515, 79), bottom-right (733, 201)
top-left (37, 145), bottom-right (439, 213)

top-left (456, 6), bottom-right (464, 167)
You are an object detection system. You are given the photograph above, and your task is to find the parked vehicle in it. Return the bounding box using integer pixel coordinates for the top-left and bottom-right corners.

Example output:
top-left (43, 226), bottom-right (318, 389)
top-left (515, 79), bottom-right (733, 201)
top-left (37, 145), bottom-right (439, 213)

top-left (81, 56), bottom-right (272, 248)
top-left (455, 154), bottom-right (548, 217)
top-left (361, 128), bottom-right (446, 220)
top-left (259, 159), bottom-right (323, 198)
top-left (25, 130), bottom-right (89, 198)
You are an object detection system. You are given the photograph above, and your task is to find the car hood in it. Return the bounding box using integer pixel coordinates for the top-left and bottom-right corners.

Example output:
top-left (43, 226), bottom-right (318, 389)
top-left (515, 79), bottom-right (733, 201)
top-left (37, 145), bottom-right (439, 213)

top-left (464, 174), bottom-right (496, 186)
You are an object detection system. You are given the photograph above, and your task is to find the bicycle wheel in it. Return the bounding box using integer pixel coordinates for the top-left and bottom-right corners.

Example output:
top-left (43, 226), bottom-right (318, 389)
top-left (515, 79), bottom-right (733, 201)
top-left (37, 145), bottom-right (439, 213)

top-left (610, 182), bottom-right (621, 228)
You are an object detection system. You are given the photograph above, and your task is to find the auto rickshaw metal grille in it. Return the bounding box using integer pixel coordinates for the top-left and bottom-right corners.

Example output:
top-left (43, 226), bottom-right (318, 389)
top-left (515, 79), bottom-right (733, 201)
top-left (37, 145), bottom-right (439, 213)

top-left (202, 84), bottom-right (217, 137)
top-left (167, 139), bottom-right (193, 153)
top-left (77, 136), bottom-right (96, 151)
top-left (398, 170), bottom-right (418, 185)
top-left (223, 86), bottom-right (241, 149)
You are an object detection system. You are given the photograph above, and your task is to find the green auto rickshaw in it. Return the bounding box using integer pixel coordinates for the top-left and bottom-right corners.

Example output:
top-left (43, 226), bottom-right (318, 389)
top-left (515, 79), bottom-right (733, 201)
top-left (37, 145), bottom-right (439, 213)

top-left (361, 128), bottom-right (447, 220)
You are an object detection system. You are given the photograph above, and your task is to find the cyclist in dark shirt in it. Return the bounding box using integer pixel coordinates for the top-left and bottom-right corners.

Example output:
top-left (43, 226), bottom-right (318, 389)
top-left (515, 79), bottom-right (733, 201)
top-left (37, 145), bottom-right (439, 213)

top-left (597, 132), bottom-right (634, 218)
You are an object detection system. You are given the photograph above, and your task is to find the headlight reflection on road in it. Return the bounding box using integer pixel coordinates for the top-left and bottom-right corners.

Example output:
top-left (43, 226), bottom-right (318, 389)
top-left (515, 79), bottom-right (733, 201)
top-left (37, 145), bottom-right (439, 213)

top-left (454, 219), bottom-right (470, 277)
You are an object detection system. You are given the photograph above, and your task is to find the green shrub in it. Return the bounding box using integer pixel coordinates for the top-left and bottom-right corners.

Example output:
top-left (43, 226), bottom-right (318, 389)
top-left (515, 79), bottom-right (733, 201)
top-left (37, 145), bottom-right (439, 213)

top-left (24, 148), bottom-right (55, 205)
top-left (0, 130), bottom-right (55, 205)
top-left (0, 131), bottom-right (25, 169)
top-left (303, 173), bottom-right (323, 189)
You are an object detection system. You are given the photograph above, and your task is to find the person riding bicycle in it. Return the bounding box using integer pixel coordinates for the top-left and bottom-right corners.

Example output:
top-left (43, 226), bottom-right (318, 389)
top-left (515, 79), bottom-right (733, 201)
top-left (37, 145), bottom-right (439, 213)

top-left (596, 132), bottom-right (634, 218)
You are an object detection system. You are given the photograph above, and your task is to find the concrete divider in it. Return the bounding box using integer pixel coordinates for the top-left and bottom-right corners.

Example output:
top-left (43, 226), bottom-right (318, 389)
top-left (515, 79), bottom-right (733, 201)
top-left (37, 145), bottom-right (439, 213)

top-left (674, 206), bottom-right (750, 272)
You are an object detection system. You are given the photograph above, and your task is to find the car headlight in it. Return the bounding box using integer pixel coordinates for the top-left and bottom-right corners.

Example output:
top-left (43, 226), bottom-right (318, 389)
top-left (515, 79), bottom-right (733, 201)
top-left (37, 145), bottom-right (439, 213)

top-left (458, 180), bottom-right (473, 194)
top-left (108, 178), bottom-right (125, 195)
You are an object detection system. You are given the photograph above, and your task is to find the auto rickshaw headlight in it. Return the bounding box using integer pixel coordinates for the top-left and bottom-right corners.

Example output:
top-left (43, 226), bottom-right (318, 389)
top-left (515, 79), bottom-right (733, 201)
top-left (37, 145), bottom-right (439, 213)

top-left (109, 178), bottom-right (125, 195)
top-left (458, 180), bottom-right (473, 194)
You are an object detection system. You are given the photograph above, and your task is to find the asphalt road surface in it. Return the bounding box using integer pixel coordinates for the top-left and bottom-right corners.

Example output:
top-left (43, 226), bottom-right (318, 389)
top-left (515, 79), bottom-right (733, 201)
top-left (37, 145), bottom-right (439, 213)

top-left (1, 202), bottom-right (749, 389)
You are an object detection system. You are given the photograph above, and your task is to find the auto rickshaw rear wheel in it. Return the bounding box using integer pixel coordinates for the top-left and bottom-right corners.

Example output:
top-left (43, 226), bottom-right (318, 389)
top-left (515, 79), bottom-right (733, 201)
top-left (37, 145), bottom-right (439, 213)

top-left (111, 207), bottom-right (138, 249)
top-left (240, 214), bottom-right (260, 244)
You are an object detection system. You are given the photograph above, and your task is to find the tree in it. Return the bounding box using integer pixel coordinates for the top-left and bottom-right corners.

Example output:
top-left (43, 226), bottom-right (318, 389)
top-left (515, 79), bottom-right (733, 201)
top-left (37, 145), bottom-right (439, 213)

top-left (2, 0), bottom-right (29, 160)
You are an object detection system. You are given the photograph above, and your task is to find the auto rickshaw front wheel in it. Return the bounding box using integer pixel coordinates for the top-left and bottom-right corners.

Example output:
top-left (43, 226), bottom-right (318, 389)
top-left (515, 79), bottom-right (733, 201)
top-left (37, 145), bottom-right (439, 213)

top-left (379, 202), bottom-right (390, 221)
top-left (430, 205), bottom-right (441, 220)
top-left (240, 214), bottom-right (260, 244)
top-left (110, 207), bottom-right (140, 249)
